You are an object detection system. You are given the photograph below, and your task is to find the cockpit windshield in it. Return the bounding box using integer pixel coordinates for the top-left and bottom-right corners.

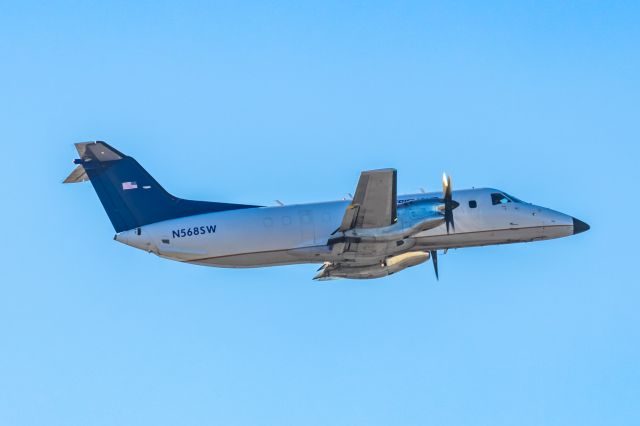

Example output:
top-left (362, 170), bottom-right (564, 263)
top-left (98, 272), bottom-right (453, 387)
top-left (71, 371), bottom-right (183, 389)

top-left (491, 192), bottom-right (525, 205)
top-left (503, 192), bottom-right (525, 203)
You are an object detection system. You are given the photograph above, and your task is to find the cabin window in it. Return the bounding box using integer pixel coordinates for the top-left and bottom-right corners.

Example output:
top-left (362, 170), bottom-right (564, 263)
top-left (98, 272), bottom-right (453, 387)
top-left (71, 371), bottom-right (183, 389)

top-left (468, 200), bottom-right (477, 208)
top-left (491, 193), bottom-right (511, 205)
top-left (282, 216), bottom-right (291, 226)
top-left (263, 217), bottom-right (273, 227)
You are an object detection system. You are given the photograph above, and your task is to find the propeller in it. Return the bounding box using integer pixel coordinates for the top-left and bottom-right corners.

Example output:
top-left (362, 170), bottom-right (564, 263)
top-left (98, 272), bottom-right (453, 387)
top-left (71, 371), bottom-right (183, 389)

top-left (429, 250), bottom-right (439, 280)
top-left (441, 173), bottom-right (459, 234)
top-left (427, 174), bottom-right (458, 280)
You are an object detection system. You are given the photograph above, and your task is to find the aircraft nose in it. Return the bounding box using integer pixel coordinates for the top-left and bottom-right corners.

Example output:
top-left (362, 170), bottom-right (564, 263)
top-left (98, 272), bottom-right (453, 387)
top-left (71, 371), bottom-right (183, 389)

top-left (572, 217), bottom-right (590, 235)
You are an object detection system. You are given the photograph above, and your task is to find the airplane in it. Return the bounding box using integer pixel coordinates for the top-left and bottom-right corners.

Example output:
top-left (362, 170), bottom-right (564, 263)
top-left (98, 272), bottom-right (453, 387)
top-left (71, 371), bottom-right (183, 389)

top-left (64, 141), bottom-right (589, 280)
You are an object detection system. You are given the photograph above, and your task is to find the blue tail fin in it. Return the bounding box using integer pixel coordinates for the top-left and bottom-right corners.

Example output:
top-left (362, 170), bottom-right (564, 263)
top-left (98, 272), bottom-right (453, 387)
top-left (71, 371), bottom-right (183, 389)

top-left (64, 141), bottom-right (259, 232)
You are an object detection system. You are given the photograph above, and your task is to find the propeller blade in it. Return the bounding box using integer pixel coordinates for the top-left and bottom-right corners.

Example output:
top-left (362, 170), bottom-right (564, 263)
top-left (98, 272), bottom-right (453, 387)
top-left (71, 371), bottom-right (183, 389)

top-left (430, 250), bottom-right (439, 280)
top-left (442, 173), bottom-right (452, 199)
top-left (445, 209), bottom-right (454, 234)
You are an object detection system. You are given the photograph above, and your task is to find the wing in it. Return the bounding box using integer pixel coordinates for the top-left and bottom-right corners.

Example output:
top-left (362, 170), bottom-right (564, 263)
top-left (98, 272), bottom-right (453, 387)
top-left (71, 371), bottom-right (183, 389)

top-left (339, 168), bottom-right (397, 231)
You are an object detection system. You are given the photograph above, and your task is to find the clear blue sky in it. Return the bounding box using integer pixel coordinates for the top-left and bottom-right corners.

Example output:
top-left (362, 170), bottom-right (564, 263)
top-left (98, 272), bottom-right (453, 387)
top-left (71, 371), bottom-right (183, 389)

top-left (1, 1), bottom-right (638, 425)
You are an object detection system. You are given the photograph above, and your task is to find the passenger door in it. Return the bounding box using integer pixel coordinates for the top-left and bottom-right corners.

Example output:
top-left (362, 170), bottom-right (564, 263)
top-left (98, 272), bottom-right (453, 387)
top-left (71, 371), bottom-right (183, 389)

top-left (298, 210), bottom-right (315, 245)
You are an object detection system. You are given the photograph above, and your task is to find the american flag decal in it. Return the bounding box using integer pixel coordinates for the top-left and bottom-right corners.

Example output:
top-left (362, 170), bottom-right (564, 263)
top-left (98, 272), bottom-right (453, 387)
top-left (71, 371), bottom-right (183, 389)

top-left (122, 181), bottom-right (138, 190)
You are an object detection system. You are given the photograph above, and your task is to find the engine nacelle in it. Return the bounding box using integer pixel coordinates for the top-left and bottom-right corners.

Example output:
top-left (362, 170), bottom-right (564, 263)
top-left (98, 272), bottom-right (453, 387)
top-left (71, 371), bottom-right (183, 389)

top-left (329, 198), bottom-right (445, 245)
top-left (314, 251), bottom-right (430, 280)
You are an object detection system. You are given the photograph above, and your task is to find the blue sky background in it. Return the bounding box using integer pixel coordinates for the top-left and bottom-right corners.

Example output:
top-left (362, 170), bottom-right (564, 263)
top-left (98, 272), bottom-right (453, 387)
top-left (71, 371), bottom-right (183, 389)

top-left (1, 1), bottom-right (638, 425)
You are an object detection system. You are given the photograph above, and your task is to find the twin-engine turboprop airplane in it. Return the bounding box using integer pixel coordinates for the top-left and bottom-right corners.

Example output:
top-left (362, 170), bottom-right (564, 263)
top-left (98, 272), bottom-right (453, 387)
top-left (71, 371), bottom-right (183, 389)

top-left (64, 141), bottom-right (589, 280)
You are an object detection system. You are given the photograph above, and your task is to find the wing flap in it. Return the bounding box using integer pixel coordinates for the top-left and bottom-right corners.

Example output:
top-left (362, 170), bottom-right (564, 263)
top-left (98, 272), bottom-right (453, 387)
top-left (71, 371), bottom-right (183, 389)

top-left (338, 204), bottom-right (360, 232)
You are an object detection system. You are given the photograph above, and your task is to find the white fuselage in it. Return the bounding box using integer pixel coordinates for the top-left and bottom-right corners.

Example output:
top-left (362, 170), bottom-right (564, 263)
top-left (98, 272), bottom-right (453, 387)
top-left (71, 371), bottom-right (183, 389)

top-left (115, 188), bottom-right (576, 268)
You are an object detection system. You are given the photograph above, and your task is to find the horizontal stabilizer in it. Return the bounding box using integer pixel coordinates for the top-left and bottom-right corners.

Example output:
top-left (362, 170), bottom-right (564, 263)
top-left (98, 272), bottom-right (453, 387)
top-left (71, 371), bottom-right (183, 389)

top-left (63, 164), bottom-right (89, 183)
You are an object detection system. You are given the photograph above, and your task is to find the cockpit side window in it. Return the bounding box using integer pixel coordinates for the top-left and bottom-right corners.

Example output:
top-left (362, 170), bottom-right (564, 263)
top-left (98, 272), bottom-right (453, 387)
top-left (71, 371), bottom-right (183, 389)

top-left (491, 193), bottom-right (511, 205)
top-left (491, 192), bottom-right (524, 205)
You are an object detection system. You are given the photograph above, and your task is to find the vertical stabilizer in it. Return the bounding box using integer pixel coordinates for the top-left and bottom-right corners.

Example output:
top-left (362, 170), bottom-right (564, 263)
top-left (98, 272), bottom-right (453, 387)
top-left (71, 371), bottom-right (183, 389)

top-left (64, 141), bottom-right (259, 232)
